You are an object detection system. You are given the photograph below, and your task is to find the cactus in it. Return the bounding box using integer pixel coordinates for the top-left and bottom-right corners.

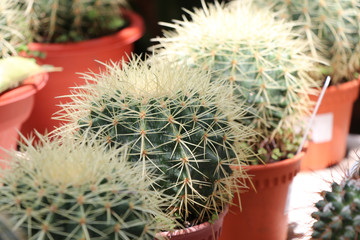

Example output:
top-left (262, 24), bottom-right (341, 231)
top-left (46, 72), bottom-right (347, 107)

top-left (0, 0), bottom-right (29, 57)
top-left (252, 0), bottom-right (360, 84)
top-left (55, 55), bottom-right (255, 225)
top-left (151, 0), bottom-right (319, 162)
top-left (23, 0), bottom-right (128, 43)
top-left (0, 56), bottom-right (61, 94)
top-left (311, 176), bottom-right (360, 239)
top-left (0, 135), bottom-right (172, 240)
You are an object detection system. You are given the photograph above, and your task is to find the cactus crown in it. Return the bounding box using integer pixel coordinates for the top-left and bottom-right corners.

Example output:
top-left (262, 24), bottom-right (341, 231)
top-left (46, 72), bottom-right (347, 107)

top-left (24, 0), bottom-right (128, 43)
top-left (56, 54), bottom-right (256, 225)
top-left (0, 135), bottom-right (172, 240)
top-left (0, 0), bottom-right (28, 58)
top-left (152, 0), bottom-right (319, 162)
top-left (253, 0), bottom-right (360, 84)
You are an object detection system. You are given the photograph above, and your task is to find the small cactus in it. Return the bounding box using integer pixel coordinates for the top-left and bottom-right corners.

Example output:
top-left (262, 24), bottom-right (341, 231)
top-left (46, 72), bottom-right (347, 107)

top-left (0, 56), bottom-right (61, 94)
top-left (252, 0), bottom-right (360, 84)
top-left (311, 177), bottom-right (360, 239)
top-left (152, 0), bottom-right (319, 162)
top-left (0, 135), bottom-right (172, 239)
top-left (56, 55), bottom-right (255, 224)
top-left (23, 0), bottom-right (128, 43)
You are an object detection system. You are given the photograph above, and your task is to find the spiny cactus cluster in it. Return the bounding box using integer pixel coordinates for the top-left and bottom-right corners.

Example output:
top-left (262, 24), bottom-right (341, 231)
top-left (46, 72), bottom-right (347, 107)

top-left (253, 0), bottom-right (360, 84)
top-left (152, 0), bottom-right (319, 162)
top-left (0, 0), bottom-right (29, 57)
top-left (311, 176), bottom-right (360, 239)
top-left (56, 55), bottom-right (255, 224)
top-left (24, 0), bottom-right (128, 43)
top-left (0, 135), bottom-right (172, 240)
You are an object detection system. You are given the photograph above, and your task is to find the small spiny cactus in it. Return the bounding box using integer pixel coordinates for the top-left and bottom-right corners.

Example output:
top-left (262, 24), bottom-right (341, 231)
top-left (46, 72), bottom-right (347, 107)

top-left (23, 0), bottom-right (128, 43)
top-left (152, 0), bottom-right (319, 162)
top-left (55, 55), bottom-right (256, 225)
top-left (311, 175), bottom-right (360, 239)
top-left (0, 135), bottom-right (172, 240)
top-left (252, 0), bottom-right (360, 84)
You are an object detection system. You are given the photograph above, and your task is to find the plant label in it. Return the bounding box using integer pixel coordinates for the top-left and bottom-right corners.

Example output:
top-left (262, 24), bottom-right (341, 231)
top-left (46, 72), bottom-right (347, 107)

top-left (310, 113), bottom-right (333, 143)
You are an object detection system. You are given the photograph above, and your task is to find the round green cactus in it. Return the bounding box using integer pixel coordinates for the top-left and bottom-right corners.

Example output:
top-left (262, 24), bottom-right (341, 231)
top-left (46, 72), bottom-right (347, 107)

top-left (0, 135), bottom-right (172, 240)
top-left (311, 178), bottom-right (360, 239)
top-left (56, 55), bottom-right (255, 224)
top-left (23, 0), bottom-right (128, 43)
top-left (252, 0), bottom-right (360, 84)
top-left (152, 1), bottom-right (319, 162)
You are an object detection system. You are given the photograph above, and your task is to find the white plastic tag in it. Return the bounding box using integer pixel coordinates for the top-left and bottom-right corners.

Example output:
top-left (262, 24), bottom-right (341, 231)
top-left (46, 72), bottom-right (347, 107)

top-left (310, 113), bottom-right (334, 143)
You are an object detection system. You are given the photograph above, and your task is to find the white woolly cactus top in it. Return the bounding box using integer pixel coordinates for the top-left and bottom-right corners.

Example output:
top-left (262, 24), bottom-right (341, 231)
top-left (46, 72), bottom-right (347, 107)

top-left (152, 0), bottom-right (319, 150)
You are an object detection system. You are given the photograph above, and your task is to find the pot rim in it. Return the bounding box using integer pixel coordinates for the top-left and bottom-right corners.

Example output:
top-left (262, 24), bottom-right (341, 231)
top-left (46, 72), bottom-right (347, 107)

top-left (0, 73), bottom-right (48, 106)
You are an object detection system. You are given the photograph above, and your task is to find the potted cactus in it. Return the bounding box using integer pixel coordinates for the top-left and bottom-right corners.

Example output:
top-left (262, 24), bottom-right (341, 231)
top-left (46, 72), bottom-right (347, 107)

top-left (0, 0), bottom-right (49, 165)
top-left (18, 0), bottom-right (145, 140)
top-left (0, 134), bottom-right (173, 239)
top-left (311, 163), bottom-right (360, 239)
top-left (151, 1), bottom-right (320, 239)
top-left (54, 54), bottom-right (256, 239)
top-left (252, 0), bottom-right (360, 171)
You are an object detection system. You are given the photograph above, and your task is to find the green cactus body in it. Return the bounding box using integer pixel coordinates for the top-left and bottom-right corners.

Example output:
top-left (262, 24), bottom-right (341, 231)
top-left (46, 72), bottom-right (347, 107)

top-left (253, 0), bottom-right (360, 83)
top-left (0, 136), bottom-right (171, 240)
top-left (56, 55), bottom-right (255, 224)
top-left (152, 1), bottom-right (319, 162)
top-left (311, 179), bottom-right (360, 239)
top-left (25, 0), bottom-right (128, 43)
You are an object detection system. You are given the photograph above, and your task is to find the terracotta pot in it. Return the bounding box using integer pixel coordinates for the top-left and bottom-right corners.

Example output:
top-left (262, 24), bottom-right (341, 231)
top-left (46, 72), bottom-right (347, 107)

top-left (219, 152), bottom-right (304, 240)
top-left (301, 78), bottom-right (360, 171)
top-left (156, 206), bottom-right (228, 240)
top-left (20, 9), bottom-right (145, 139)
top-left (0, 73), bottom-right (48, 168)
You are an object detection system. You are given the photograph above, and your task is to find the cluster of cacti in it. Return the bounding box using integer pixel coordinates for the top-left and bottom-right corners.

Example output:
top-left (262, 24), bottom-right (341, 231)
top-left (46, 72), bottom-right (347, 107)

top-left (23, 0), bottom-right (128, 43)
top-left (311, 175), bottom-right (360, 239)
top-left (253, 0), bottom-right (360, 84)
top-left (56, 55), bottom-right (255, 224)
top-left (151, 0), bottom-right (319, 162)
top-left (0, 0), bottom-right (29, 57)
top-left (0, 135), bottom-right (172, 239)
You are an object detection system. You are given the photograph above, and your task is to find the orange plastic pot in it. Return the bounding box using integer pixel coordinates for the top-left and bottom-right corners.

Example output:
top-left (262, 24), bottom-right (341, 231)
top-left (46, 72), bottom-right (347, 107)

top-left (219, 152), bottom-right (304, 240)
top-left (20, 9), bottom-right (145, 138)
top-left (156, 206), bottom-right (228, 240)
top-left (0, 73), bottom-right (48, 168)
top-left (301, 78), bottom-right (360, 171)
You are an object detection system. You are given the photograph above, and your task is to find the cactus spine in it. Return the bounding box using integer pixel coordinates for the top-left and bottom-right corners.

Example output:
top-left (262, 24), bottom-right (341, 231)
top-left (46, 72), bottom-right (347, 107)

top-left (253, 0), bottom-right (360, 84)
top-left (56, 55), bottom-right (255, 224)
top-left (0, 0), bottom-right (29, 57)
top-left (0, 215), bottom-right (24, 240)
top-left (24, 0), bottom-right (128, 43)
top-left (152, 0), bottom-right (319, 162)
top-left (0, 135), bottom-right (171, 239)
